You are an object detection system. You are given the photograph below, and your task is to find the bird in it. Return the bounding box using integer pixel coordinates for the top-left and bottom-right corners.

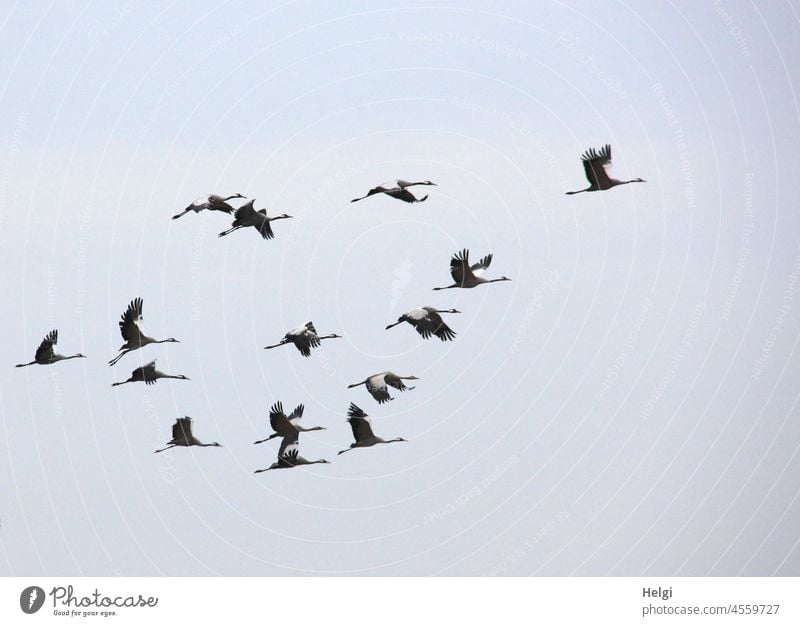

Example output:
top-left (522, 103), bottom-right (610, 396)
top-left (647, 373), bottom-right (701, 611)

top-left (111, 360), bottom-right (189, 386)
top-left (154, 417), bottom-right (222, 453)
top-left (108, 298), bottom-right (179, 366)
top-left (338, 403), bottom-right (407, 455)
top-left (253, 402), bottom-right (326, 445)
top-left (347, 371), bottom-right (419, 404)
top-left (254, 433), bottom-right (330, 472)
top-left (351, 179), bottom-right (436, 203)
top-left (217, 199), bottom-right (292, 239)
top-left (432, 249), bottom-right (511, 290)
top-left (263, 322), bottom-right (342, 357)
top-left (15, 330), bottom-right (86, 367)
top-left (171, 193), bottom-right (245, 220)
top-left (565, 144), bottom-right (645, 194)
top-left (386, 307), bottom-right (460, 341)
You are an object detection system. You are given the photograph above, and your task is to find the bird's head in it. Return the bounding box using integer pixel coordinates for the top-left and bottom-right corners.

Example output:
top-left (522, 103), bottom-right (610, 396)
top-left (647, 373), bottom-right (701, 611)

top-left (447, 309), bottom-right (461, 314)
top-left (395, 437), bottom-right (408, 443)
top-left (424, 181), bottom-right (437, 186)
top-left (178, 375), bottom-right (190, 380)
top-left (279, 213), bottom-right (293, 219)
top-left (210, 442), bottom-right (222, 447)
top-left (75, 353), bottom-right (88, 358)
top-left (498, 276), bottom-right (512, 282)
top-left (329, 333), bottom-right (343, 339)
top-left (166, 338), bottom-right (180, 343)
top-left (405, 375), bottom-right (420, 381)
top-left (634, 177), bottom-right (646, 183)
top-left (318, 459), bottom-right (332, 464)
top-left (233, 192), bottom-right (246, 199)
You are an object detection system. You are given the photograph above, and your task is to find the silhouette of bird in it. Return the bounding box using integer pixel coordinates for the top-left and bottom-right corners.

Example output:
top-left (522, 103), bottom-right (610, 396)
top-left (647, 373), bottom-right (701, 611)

top-left (15, 330), bottom-right (86, 367)
top-left (347, 371), bottom-right (419, 404)
top-left (565, 144), bottom-right (645, 194)
top-left (351, 179), bottom-right (436, 203)
top-left (338, 403), bottom-right (406, 455)
top-left (112, 360), bottom-right (189, 386)
top-left (108, 298), bottom-right (179, 366)
top-left (263, 322), bottom-right (342, 357)
top-left (218, 199), bottom-right (292, 239)
top-left (254, 433), bottom-right (329, 472)
top-left (171, 193), bottom-right (245, 220)
top-left (386, 306), bottom-right (460, 341)
top-left (253, 402), bottom-right (326, 445)
top-left (433, 249), bottom-right (511, 290)
top-left (154, 417), bottom-right (221, 453)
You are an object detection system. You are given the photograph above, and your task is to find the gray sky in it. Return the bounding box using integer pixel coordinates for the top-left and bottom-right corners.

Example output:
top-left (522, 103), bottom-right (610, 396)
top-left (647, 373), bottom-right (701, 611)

top-left (1, 0), bottom-right (799, 576)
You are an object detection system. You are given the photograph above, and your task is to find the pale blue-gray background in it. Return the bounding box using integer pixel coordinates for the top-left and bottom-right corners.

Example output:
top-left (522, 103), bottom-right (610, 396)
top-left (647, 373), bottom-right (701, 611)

top-left (1, 0), bottom-right (799, 575)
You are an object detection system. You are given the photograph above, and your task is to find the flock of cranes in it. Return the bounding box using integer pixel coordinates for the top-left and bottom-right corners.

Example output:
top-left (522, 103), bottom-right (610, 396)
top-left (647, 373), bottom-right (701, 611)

top-left (16, 145), bottom-right (644, 472)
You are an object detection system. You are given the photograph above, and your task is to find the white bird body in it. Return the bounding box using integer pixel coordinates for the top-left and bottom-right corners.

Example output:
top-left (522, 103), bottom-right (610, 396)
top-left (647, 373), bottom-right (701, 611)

top-left (112, 359), bottom-right (189, 386)
top-left (351, 179), bottom-right (436, 204)
top-left (108, 298), bottom-right (179, 366)
top-left (218, 199), bottom-right (292, 240)
top-left (253, 402), bottom-right (326, 445)
top-left (15, 329), bottom-right (86, 367)
top-left (386, 306), bottom-right (460, 341)
top-left (433, 249), bottom-right (511, 290)
top-left (172, 193), bottom-right (245, 219)
top-left (338, 403), bottom-right (407, 454)
top-left (264, 321), bottom-right (342, 357)
top-left (565, 144), bottom-right (645, 194)
top-left (154, 417), bottom-right (221, 452)
top-left (347, 371), bottom-right (419, 404)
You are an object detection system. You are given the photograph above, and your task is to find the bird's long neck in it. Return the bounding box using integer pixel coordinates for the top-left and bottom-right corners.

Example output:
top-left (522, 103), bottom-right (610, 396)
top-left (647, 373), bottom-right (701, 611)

top-left (348, 380), bottom-right (367, 388)
top-left (112, 380), bottom-right (132, 386)
top-left (319, 334), bottom-right (341, 340)
top-left (15, 361), bottom-right (36, 368)
top-left (64, 354), bottom-right (84, 360)
top-left (565, 188), bottom-right (589, 195)
top-left (271, 215), bottom-right (291, 221)
top-left (432, 284), bottom-right (457, 291)
top-left (488, 277), bottom-right (510, 284)
top-left (165, 374), bottom-right (185, 380)
top-left (222, 195), bottom-right (239, 201)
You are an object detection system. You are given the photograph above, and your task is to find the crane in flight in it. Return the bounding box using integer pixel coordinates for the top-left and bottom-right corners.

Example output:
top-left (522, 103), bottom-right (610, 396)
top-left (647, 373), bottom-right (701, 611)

top-left (565, 144), bottom-right (645, 194)
top-left (263, 322), bottom-right (342, 357)
top-left (112, 360), bottom-right (189, 386)
top-left (15, 330), bottom-right (86, 367)
top-left (154, 417), bottom-right (222, 453)
top-left (253, 402), bottom-right (326, 445)
top-left (171, 193), bottom-right (245, 220)
top-left (338, 403), bottom-right (407, 455)
top-left (351, 179), bottom-right (436, 204)
top-left (254, 433), bottom-right (330, 472)
top-left (432, 249), bottom-right (511, 290)
top-left (347, 371), bottom-right (419, 404)
top-left (386, 306), bottom-right (460, 341)
top-left (108, 298), bottom-right (179, 366)
top-left (218, 199), bottom-right (292, 239)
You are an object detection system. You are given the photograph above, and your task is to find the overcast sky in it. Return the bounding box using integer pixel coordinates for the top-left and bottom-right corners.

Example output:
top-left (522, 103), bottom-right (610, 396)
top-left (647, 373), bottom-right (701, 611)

top-left (2, 0), bottom-right (799, 576)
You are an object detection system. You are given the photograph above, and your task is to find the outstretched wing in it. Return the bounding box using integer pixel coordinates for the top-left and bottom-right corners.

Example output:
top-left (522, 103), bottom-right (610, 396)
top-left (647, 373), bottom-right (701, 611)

top-left (347, 416), bottom-right (375, 442)
top-left (34, 330), bottom-right (57, 361)
top-left (288, 404), bottom-right (304, 425)
top-left (139, 360), bottom-right (158, 385)
top-left (470, 254), bottom-right (493, 276)
top-left (233, 200), bottom-right (257, 221)
top-left (449, 249), bottom-right (476, 286)
top-left (580, 144), bottom-right (613, 187)
top-left (172, 417), bottom-right (192, 441)
top-left (269, 402), bottom-right (292, 433)
top-left (288, 322), bottom-right (318, 357)
top-left (347, 402), bottom-right (368, 419)
top-left (366, 376), bottom-right (393, 404)
top-left (278, 433), bottom-right (300, 459)
top-left (119, 298), bottom-right (145, 342)
top-left (386, 188), bottom-right (422, 203)
top-left (385, 375), bottom-right (411, 392)
top-left (257, 215), bottom-right (275, 240)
